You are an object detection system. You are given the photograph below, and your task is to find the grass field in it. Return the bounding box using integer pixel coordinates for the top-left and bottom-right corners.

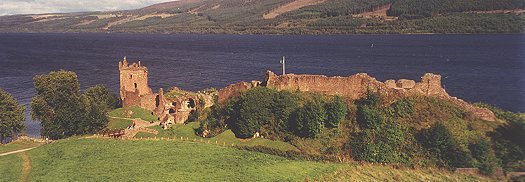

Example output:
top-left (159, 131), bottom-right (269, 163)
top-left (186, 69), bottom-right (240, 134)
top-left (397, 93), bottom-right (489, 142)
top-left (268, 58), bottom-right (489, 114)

top-left (0, 154), bottom-right (23, 182)
top-left (319, 165), bottom-right (490, 182)
top-left (136, 122), bottom-right (299, 151)
top-left (0, 137), bottom-right (492, 181)
top-left (106, 117), bottom-right (133, 129)
top-left (26, 138), bottom-right (339, 181)
top-left (0, 139), bottom-right (42, 153)
top-left (0, 134), bottom-right (495, 181)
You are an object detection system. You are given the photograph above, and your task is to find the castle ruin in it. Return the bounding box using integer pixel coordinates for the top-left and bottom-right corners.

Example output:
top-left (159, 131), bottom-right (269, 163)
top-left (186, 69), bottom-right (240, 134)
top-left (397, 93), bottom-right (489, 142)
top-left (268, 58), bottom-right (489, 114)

top-left (119, 58), bottom-right (496, 126)
top-left (263, 70), bottom-right (496, 121)
top-left (119, 57), bottom-right (213, 126)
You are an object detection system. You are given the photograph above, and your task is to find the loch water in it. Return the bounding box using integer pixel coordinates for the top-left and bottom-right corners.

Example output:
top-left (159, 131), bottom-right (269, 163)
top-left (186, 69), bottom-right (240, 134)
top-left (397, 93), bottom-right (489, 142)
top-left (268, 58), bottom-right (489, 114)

top-left (0, 33), bottom-right (524, 137)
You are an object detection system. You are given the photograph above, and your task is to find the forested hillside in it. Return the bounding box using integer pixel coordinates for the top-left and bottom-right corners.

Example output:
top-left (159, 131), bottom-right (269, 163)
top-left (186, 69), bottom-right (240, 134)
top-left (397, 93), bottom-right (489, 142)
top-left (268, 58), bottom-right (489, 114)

top-left (0, 0), bottom-right (523, 34)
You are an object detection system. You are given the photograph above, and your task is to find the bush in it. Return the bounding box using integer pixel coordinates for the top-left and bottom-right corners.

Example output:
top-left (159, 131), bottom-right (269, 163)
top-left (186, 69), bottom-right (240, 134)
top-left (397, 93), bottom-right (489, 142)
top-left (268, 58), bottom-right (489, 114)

top-left (356, 93), bottom-right (383, 130)
top-left (418, 122), bottom-right (473, 168)
top-left (470, 139), bottom-right (500, 175)
top-left (389, 98), bottom-right (414, 118)
top-left (325, 96), bottom-right (348, 128)
top-left (290, 99), bottom-right (327, 138)
top-left (228, 87), bottom-right (275, 138)
top-left (351, 93), bottom-right (411, 164)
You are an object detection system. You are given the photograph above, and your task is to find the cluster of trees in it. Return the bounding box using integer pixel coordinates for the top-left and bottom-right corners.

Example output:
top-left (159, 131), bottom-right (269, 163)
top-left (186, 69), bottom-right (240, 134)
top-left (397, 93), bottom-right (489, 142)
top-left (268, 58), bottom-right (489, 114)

top-left (280, 0), bottom-right (391, 19)
top-left (198, 87), bottom-right (348, 139)
top-left (31, 71), bottom-right (119, 139)
top-left (0, 70), bottom-right (119, 141)
top-left (388, 0), bottom-right (525, 18)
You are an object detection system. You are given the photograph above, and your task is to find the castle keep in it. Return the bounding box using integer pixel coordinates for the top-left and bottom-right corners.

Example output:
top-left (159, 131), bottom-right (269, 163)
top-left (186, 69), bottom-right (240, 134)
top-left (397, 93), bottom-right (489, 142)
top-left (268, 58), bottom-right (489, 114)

top-left (119, 57), bottom-right (213, 125)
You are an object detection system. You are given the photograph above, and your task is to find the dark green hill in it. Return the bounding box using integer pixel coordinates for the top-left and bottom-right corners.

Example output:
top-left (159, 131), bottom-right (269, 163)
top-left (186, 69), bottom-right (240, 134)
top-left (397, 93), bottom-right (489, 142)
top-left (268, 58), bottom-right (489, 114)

top-left (0, 0), bottom-right (523, 34)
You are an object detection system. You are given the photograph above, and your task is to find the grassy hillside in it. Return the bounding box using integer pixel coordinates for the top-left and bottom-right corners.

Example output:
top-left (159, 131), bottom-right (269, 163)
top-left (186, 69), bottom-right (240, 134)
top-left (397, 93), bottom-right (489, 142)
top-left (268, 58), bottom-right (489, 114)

top-left (0, 0), bottom-right (523, 34)
top-left (0, 154), bottom-right (23, 182)
top-left (0, 139), bottom-right (42, 153)
top-left (27, 138), bottom-right (338, 181)
top-left (0, 137), bottom-right (491, 181)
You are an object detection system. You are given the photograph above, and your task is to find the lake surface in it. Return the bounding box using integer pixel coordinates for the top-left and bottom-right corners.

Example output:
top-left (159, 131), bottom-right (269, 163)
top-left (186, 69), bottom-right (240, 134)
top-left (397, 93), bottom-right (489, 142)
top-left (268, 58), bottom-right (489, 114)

top-left (0, 33), bottom-right (524, 137)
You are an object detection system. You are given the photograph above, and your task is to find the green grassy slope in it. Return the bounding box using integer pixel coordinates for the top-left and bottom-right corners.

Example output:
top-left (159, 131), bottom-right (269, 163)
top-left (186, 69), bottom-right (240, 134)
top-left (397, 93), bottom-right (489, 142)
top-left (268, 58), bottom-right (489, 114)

top-left (0, 154), bottom-right (23, 182)
top-left (0, 139), bottom-right (42, 153)
top-left (0, 138), bottom-right (488, 181)
top-left (27, 138), bottom-right (338, 181)
top-left (136, 122), bottom-right (299, 151)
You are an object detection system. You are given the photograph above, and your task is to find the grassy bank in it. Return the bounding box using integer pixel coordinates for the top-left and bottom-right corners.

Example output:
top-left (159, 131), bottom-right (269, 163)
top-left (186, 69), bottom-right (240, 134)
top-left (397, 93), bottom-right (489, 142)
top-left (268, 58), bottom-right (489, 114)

top-left (0, 139), bottom-right (42, 153)
top-left (0, 154), bottom-right (23, 182)
top-left (0, 137), bottom-right (492, 181)
top-left (136, 122), bottom-right (299, 151)
top-left (27, 138), bottom-right (337, 181)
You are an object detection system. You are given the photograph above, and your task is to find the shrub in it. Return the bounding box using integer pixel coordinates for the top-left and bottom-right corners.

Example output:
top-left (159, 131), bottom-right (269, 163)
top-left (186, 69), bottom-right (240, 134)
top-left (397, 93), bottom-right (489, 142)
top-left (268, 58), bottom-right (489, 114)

top-left (470, 139), bottom-right (500, 175)
top-left (290, 99), bottom-right (327, 138)
top-left (325, 96), bottom-right (348, 128)
top-left (228, 87), bottom-right (275, 138)
top-left (356, 93), bottom-right (383, 130)
top-left (418, 122), bottom-right (473, 168)
top-left (268, 90), bottom-right (300, 136)
top-left (389, 98), bottom-right (414, 118)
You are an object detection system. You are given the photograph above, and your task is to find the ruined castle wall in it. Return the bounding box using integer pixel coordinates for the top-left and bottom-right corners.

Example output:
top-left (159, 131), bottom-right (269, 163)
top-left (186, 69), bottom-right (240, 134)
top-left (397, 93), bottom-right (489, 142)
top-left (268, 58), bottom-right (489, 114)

top-left (265, 71), bottom-right (385, 100)
top-left (122, 90), bottom-right (141, 108)
top-left (264, 70), bottom-right (496, 121)
top-left (140, 94), bottom-right (158, 112)
top-left (217, 81), bottom-right (259, 104)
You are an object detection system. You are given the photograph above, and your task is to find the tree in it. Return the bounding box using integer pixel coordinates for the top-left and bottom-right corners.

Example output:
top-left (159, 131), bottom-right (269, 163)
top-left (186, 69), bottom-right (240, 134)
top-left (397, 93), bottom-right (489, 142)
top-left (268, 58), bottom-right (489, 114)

top-left (356, 93), bottom-right (383, 130)
top-left (228, 87), bottom-right (274, 139)
top-left (470, 139), bottom-right (500, 175)
top-left (290, 99), bottom-right (327, 138)
top-left (30, 70), bottom-right (110, 139)
top-left (418, 122), bottom-right (473, 168)
top-left (84, 84), bottom-right (119, 112)
top-left (0, 88), bottom-right (26, 143)
top-left (325, 96), bottom-right (348, 128)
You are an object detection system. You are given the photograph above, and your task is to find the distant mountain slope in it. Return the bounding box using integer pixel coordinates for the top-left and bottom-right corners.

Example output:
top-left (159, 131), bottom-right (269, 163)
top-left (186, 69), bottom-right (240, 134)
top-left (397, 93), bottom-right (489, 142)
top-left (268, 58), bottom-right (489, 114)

top-left (0, 0), bottom-right (523, 34)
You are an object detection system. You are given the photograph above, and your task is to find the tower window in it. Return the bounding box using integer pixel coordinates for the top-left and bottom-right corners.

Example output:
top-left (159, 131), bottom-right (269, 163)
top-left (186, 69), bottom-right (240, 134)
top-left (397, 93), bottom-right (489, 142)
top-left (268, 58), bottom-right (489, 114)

top-left (134, 83), bottom-right (137, 88)
top-left (130, 75), bottom-right (133, 79)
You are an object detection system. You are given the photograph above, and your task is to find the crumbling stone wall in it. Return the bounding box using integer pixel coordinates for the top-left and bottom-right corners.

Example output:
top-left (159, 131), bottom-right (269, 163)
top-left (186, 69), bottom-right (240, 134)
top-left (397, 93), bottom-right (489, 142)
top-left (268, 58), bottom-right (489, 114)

top-left (217, 81), bottom-right (260, 104)
top-left (264, 70), bottom-right (496, 121)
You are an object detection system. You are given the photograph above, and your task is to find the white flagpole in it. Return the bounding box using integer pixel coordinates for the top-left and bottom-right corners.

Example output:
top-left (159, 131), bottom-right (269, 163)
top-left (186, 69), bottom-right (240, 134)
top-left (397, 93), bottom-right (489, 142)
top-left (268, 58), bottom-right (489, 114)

top-left (280, 56), bottom-right (286, 75)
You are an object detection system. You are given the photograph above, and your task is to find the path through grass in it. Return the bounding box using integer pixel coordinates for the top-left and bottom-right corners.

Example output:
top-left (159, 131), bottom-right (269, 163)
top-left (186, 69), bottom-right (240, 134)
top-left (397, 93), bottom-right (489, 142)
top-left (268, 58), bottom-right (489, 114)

top-left (21, 152), bottom-right (32, 182)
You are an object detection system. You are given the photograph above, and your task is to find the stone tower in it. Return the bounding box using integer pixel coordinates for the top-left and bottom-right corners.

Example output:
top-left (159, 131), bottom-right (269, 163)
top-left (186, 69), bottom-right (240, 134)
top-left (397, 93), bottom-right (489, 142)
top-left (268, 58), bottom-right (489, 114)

top-left (119, 57), bottom-right (153, 107)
